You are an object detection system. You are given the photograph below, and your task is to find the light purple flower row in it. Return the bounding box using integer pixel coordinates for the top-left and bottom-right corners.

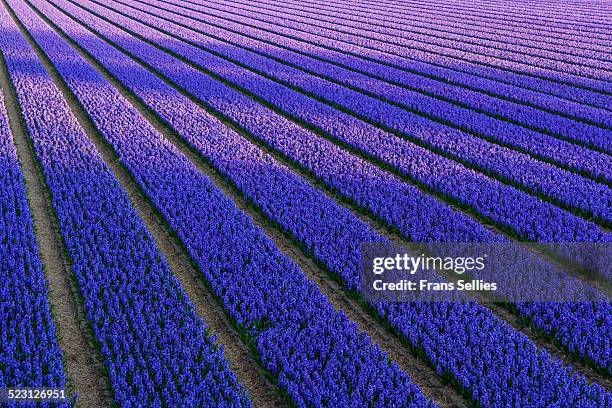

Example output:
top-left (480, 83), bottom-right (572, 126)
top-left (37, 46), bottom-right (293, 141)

top-left (214, 0), bottom-right (605, 61)
top-left (129, 0), bottom-right (612, 157)
top-left (0, 3), bottom-right (249, 406)
top-left (191, 0), bottom-right (612, 80)
top-left (396, 0), bottom-right (612, 18)
top-left (211, 0), bottom-right (610, 71)
top-left (313, 0), bottom-right (612, 38)
top-left (275, 0), bottom-right (612, 54)
top-left (336, 0), bottom-right (612, 29)
top-left (222, 0), bottom-right (611, 60)
top-left (375, 0), bottom-right (612, 27)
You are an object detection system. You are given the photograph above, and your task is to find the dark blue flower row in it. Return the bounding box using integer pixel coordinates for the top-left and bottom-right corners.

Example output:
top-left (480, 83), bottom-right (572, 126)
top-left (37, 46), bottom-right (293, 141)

top-left (11, 1), bottom-right (434, 406)
top-left (0, 90), bottom-right (68, 407)
top-left (32, 1), bottom-right (611, 405)
top-left (0, 4), bottom-right (249, 407)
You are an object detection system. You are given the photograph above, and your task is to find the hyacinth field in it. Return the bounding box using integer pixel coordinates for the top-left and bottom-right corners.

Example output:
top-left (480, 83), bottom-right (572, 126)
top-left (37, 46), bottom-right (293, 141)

top-left (0, 0), bottom-right (610, 406)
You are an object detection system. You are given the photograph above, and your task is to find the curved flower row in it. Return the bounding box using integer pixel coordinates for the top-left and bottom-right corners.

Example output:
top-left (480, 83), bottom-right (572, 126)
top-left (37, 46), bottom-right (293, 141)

top-left (33, 0), bottom-right (612, 401)
top-left (119, 0), bottom-right (612, 173)
top-left (191, 0), bottom-right (612, 111)
top-left (10, 2), bottom-right (434, 406)
top-left (138, 0), bottom-right (612, 142)
top-left (110, 0), bottom-right (612, 220)
top-left (58, 0), bottom-right (612, 243)
top-left (0, 91), bottom-right (68, 407)
top-left (0, 5), bottom-right (249, 407)
top-left (210, 0), bottom-right (612, 91)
